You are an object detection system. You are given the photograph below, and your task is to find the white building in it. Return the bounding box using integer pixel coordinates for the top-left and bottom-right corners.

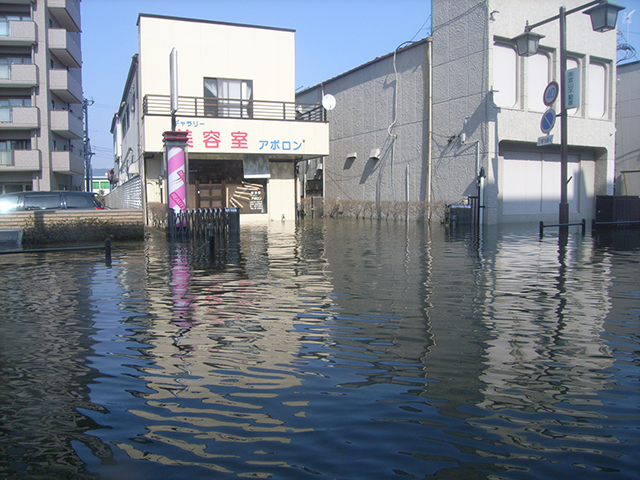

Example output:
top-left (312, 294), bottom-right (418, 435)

top-left (0, 0), bottom-right (84, 194)
top-left (435, 0), bottom-right (619, 225)
top-left (298, 0), bottom-right (620, 225)
top-left (109, 14), bottom-right (329, 223)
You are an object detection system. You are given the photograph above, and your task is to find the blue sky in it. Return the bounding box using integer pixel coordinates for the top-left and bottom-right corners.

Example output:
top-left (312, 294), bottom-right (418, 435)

top-left (81, 0), bottom-right (639, 172)
top-left (81, 0), bottom-right (432, 171)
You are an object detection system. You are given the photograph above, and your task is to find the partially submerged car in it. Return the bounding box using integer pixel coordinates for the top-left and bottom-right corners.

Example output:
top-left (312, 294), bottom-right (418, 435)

top-left (0, 191), bottom-right (105, 213)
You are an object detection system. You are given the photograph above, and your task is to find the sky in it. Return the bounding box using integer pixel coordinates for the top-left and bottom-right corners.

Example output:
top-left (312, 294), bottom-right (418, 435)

top-left (80, 0), bottom-right (640, 173)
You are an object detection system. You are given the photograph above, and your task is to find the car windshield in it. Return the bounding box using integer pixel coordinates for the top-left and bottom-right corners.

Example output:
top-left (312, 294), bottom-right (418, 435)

top-left (0, 194), bottom-right (19, 212)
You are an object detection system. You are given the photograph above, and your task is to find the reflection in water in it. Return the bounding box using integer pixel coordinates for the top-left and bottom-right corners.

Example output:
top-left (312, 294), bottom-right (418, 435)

top-left (0, 253), bottom-right (113, 479)
top-left (0, 221), bottom-right (638, 479)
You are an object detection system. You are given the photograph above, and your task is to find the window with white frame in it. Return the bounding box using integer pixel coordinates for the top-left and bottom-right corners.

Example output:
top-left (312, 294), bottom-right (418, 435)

top-left (526, 53), bottom-right (549, 112)
top-left (567, 58), bottom-right (580, 116)
top-left (588, 62), bottom-right (606, 118)
top-left (493, 44), bottom-right (517, 108)
top-left (204, 78), bottom-right (253, 118)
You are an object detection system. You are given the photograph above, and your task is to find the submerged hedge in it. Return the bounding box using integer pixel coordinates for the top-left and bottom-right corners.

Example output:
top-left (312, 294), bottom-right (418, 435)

top-left (22, 217), bottom-right (144, 245)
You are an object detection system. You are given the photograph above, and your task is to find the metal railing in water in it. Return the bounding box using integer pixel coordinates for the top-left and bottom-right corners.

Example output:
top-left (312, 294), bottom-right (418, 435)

top-left (143, 95), bottom-right (326, 122)
top-left (0, 238), bottom-right (113, 266)
top-left (168, 208), bottom-right (240, 241)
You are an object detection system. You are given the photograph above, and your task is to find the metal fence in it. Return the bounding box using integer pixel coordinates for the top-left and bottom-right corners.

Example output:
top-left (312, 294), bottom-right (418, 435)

top-left (105, 176), bottom-right (142, 210)
top-left (167, 208), bottom-right (240, 241)
top-left (143, 95), bottom-right (326, 122)
top-left (594, 195), bottom-right (640, 227)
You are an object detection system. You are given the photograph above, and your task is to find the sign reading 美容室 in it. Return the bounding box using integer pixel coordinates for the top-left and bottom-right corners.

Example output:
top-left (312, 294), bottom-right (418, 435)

top-left (565, 68), bottom-right (580, 110)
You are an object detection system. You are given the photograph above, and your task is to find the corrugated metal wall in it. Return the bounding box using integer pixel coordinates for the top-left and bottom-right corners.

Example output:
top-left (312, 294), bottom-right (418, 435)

top-left (105, 177), bottom-right (142, 210)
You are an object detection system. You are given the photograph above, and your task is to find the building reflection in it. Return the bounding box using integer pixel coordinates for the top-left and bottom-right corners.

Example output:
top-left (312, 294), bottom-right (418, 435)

top-left (0, 254), bottom-right (112, 479)
top-left (87, 221), bottom-right (629, 475)
top-left (477, 228), bottom-right (614, 413)
top-left (114, 223), bottom-right (330, 473)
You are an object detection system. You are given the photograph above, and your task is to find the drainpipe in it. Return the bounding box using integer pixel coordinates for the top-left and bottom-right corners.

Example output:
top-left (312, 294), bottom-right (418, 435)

top-left (427, 37), bottom-right (433, 222)
top-left (475, 141), bottom-right (485, 228)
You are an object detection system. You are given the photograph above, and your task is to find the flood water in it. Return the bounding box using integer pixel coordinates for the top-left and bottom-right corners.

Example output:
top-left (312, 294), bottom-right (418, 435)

top-left (0, 220), bottom-right (639, 480)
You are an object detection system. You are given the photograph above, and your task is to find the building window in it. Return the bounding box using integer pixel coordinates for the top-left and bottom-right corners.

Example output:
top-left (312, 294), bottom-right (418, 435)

top-left (588, 62), bottom-right (606, 118)
top-left (493, 44), bottom-right (517, 108)
top-left (0, 97), bottom-right (31, 107)
top-left (0, 184), bottom-right (31, 194)
top-left (121, 104), bottom-right (130, 134)
top-left (0, 55), bottom-right (31, 66)
top-left (526, 53), bottom-right (549, 112)
top-left (0, 139), bottom-right (30, 150)
top-left (204, 78), bottom-right (253, 118)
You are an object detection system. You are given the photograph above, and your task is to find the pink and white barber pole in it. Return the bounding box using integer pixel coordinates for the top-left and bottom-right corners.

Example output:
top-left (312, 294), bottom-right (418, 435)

top-left (168, 145), bottom-right (187, 215)
top-left (163, 131), bottom-right (190, 222)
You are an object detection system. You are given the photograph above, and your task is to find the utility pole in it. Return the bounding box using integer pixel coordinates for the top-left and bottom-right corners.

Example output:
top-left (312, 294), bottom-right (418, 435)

top-left (82, 98), bottom-right (95, 192)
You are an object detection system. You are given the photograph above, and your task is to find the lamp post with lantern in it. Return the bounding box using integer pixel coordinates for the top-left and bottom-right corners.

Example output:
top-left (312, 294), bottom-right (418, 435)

top-left (512, 1), bottom-right (624, 233)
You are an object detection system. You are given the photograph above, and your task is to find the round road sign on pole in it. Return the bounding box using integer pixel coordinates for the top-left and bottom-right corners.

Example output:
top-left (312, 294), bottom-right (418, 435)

top-left (543, 81), bottom-right (559, 106)
top-left (541, 108), bottom-right (556, 134)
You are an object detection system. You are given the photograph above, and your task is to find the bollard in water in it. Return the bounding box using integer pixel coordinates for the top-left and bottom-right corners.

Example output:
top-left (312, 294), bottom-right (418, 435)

top-left (105, 238), bottom-right (112, 267)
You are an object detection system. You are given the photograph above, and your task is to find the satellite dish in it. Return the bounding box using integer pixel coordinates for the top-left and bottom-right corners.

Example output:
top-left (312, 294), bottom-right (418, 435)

top-left (322, 94), bottom-right (336, 111)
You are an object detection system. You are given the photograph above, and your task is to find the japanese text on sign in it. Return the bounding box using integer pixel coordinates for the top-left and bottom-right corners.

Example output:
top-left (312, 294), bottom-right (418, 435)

top-left (565, 68), bottom-right (580, 110)
top-left (175, 121), bottom-right (303, 152)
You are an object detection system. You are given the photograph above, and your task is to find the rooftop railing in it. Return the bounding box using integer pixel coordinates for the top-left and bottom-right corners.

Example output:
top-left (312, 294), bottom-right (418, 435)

top-left (143, 94), bottom-right (326, 122)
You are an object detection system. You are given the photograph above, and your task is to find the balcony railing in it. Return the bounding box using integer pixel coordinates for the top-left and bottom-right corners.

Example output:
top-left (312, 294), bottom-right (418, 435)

top-left (47, 0), bottom-right (81, 32)
top-left (0, 106), bottom-right (39, 129)
top-left (48, 28), bottom-right (81, 68)
top-left (0, 150), bottom-right (12, 166)
top-left (0, 149), bottom-right (41, 170)
top-left (49, 68), bottom-right (82, 103)
top-left (143, 94), bottom-right (326, 122)
top-left (52, 150), bottom-right (83, 175)
top-left (0, 64), bottom-right (38, 88)
top-left (0, 20), bottom-right (36, 46)
top-left (50, 109), bottom-right (82, 138)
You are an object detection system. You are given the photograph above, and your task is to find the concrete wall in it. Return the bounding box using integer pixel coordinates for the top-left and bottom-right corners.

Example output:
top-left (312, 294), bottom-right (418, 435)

top-left (297, 40), bottom-right (430, 206)
top-left (0, 209), bottom-right (144, 230)
top-left (431, 0), bottom-right (488, 209)
top-left (616, 61), bottom-right (640, 195)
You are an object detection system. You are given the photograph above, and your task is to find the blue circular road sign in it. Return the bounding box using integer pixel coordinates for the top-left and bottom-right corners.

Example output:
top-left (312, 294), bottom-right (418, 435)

top-left (541, 108), bottom-right (556, 134)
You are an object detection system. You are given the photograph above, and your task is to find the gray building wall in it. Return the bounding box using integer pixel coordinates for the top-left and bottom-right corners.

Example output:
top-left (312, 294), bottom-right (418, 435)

top-left (431, 0), bottom-right (489, 211)
top-left (299, 0), bottom-right (618, 225)
top-left (615, 61), bottom-right (640, 195)
top-left (297, 39), bottom-right (430, 216)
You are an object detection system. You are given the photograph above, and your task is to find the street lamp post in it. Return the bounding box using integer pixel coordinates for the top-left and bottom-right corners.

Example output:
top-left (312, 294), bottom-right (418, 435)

top-left (512, 0), bottom-right (624, 233)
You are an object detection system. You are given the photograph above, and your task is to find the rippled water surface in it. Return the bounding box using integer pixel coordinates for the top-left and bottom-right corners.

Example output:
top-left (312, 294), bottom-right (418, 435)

top-left (1, 221), bottom-right (639, 479)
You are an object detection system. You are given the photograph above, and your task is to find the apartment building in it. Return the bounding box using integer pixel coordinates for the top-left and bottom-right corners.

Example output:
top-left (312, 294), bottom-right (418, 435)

top-left (0, 0), bottom-right (84, 195)
top-left (109, 14), bottom-right (329, 223)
